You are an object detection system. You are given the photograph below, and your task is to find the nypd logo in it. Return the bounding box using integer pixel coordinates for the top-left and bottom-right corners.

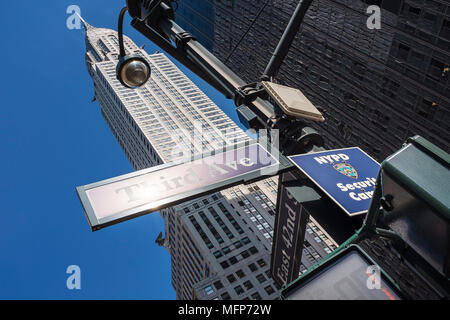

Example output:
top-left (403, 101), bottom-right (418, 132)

top-left (333, 162), bottom-right (358, 179)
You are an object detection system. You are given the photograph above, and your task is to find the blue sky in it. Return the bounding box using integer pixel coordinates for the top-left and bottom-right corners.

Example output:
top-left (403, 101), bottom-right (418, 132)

top-left (0, 0), bottom-right (245, 299)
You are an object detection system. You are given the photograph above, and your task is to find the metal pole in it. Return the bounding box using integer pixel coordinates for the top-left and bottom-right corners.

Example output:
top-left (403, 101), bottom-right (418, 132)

top-left (262, 0), bottom-right (313, 80)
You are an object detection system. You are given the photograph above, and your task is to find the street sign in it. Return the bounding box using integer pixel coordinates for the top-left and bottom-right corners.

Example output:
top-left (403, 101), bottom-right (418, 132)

top-left (288, 147), bottom-right (380, 216)
top-left (77, 141), bottom-right (293, 231)
top-left (271, 176), bottom-right (310, 287)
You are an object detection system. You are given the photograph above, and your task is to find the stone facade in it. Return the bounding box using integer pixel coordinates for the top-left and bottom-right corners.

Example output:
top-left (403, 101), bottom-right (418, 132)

top-left (178, 0), bottom-right (450, 162)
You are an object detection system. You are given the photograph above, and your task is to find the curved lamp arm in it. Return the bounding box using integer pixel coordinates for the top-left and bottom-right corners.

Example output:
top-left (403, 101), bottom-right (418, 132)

top-left (118, 6), bottom-right (128, 58)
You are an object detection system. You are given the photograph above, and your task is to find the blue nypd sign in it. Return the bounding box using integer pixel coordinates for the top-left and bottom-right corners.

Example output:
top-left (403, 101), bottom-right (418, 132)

top-left (288, 148), bottom-right (380, 216)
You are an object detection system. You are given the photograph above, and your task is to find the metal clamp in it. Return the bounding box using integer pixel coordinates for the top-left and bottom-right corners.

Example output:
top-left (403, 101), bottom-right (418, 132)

top-left (174, 31), bottom-right (196, 50)
top-left (234, 82), bottom-right (268, 107)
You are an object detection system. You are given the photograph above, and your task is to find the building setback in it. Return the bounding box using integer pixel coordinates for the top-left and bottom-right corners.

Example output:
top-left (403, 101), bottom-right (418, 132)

top-left (81, 18), bottom-right (336, 299)
top-left (176, 0), bottom-right (450, 162)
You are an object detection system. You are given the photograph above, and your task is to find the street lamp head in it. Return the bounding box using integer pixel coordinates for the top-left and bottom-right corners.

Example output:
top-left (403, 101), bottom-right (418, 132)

top-left (115, 6), bottom-right (151, 89)
top-left (116, 55), bottom-right (151, 89)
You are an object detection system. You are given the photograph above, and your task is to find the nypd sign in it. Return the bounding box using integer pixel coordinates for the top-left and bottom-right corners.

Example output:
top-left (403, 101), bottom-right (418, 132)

top-left (288, 148), bottom-right (380, 216)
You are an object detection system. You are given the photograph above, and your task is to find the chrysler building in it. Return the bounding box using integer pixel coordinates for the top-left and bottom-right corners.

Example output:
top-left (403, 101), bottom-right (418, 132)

top-left (81, 17), bottom-right (337, 300)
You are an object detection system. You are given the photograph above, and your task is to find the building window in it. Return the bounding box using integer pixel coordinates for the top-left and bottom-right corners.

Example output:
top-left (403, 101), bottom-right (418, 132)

top-left (249, 246), bottom-right (258, 255)
top-left (221, 292), bottom-right (231, 300)
top-left (243, 280), bottom-right (254, 290)
top-left (234, 241), bottom-right (243, 249)
top-left (213, 280), bottom-right (224, 290)
top-left (420, 12), bottom-right (438, 34)
top-left (257, 259), bottom-right (266, 268)
top-left (204, 286), bottom-right (214, 295)
top-left (417, 98), bottom-right (437, 119)
top-left (234, 285), bottom-right (244, 295)
top-left (236, 269), bottom-right (246, 279)
top-left (227, 274), bottom-right (236, 283)
top-left (440, 19), bottom-right (450, 40)
top-left (229, 256), bottom-right (238, 265)
top-left (256, 273), bottom-right (266, 284)
top-left (248, 263), bottom-right (258, 272)
top-left (396, 43), bottom-right (410, 61)
top-left (264, 285), bottom-right (275, 295)
top-left (428, 58), bottom-right (448, 80)
top-left (220, 261), bottom-right (230, 269)
top-left (406, 5), bottom-right (421, 24)
top-left (251, 292), bottom-right (262, 300)
top-left (241, 250), bottom-right (250, 259)
top-left (409, 50), bottom-right (426, 70)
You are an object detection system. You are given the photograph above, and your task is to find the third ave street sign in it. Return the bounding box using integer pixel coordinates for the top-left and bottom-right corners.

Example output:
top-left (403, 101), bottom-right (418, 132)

top-left (77, 140), bottom-right (293, 231)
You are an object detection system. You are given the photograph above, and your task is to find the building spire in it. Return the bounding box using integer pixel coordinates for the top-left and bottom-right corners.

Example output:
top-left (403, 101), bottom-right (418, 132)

top-left (76, 12), bottom-right (93, 31)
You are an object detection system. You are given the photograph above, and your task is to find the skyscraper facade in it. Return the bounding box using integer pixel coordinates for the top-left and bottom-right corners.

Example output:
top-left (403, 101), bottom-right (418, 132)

top-left (177, 0), bottom-right (450, 162)
top-left (82, 19), bottom-right (337, 300)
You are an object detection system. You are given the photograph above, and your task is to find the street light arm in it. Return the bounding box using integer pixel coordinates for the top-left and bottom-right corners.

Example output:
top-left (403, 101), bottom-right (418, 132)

top-left (116, 5), bottom-right (151, 89)
top-left (118, 6), bottom-right (128, 58)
